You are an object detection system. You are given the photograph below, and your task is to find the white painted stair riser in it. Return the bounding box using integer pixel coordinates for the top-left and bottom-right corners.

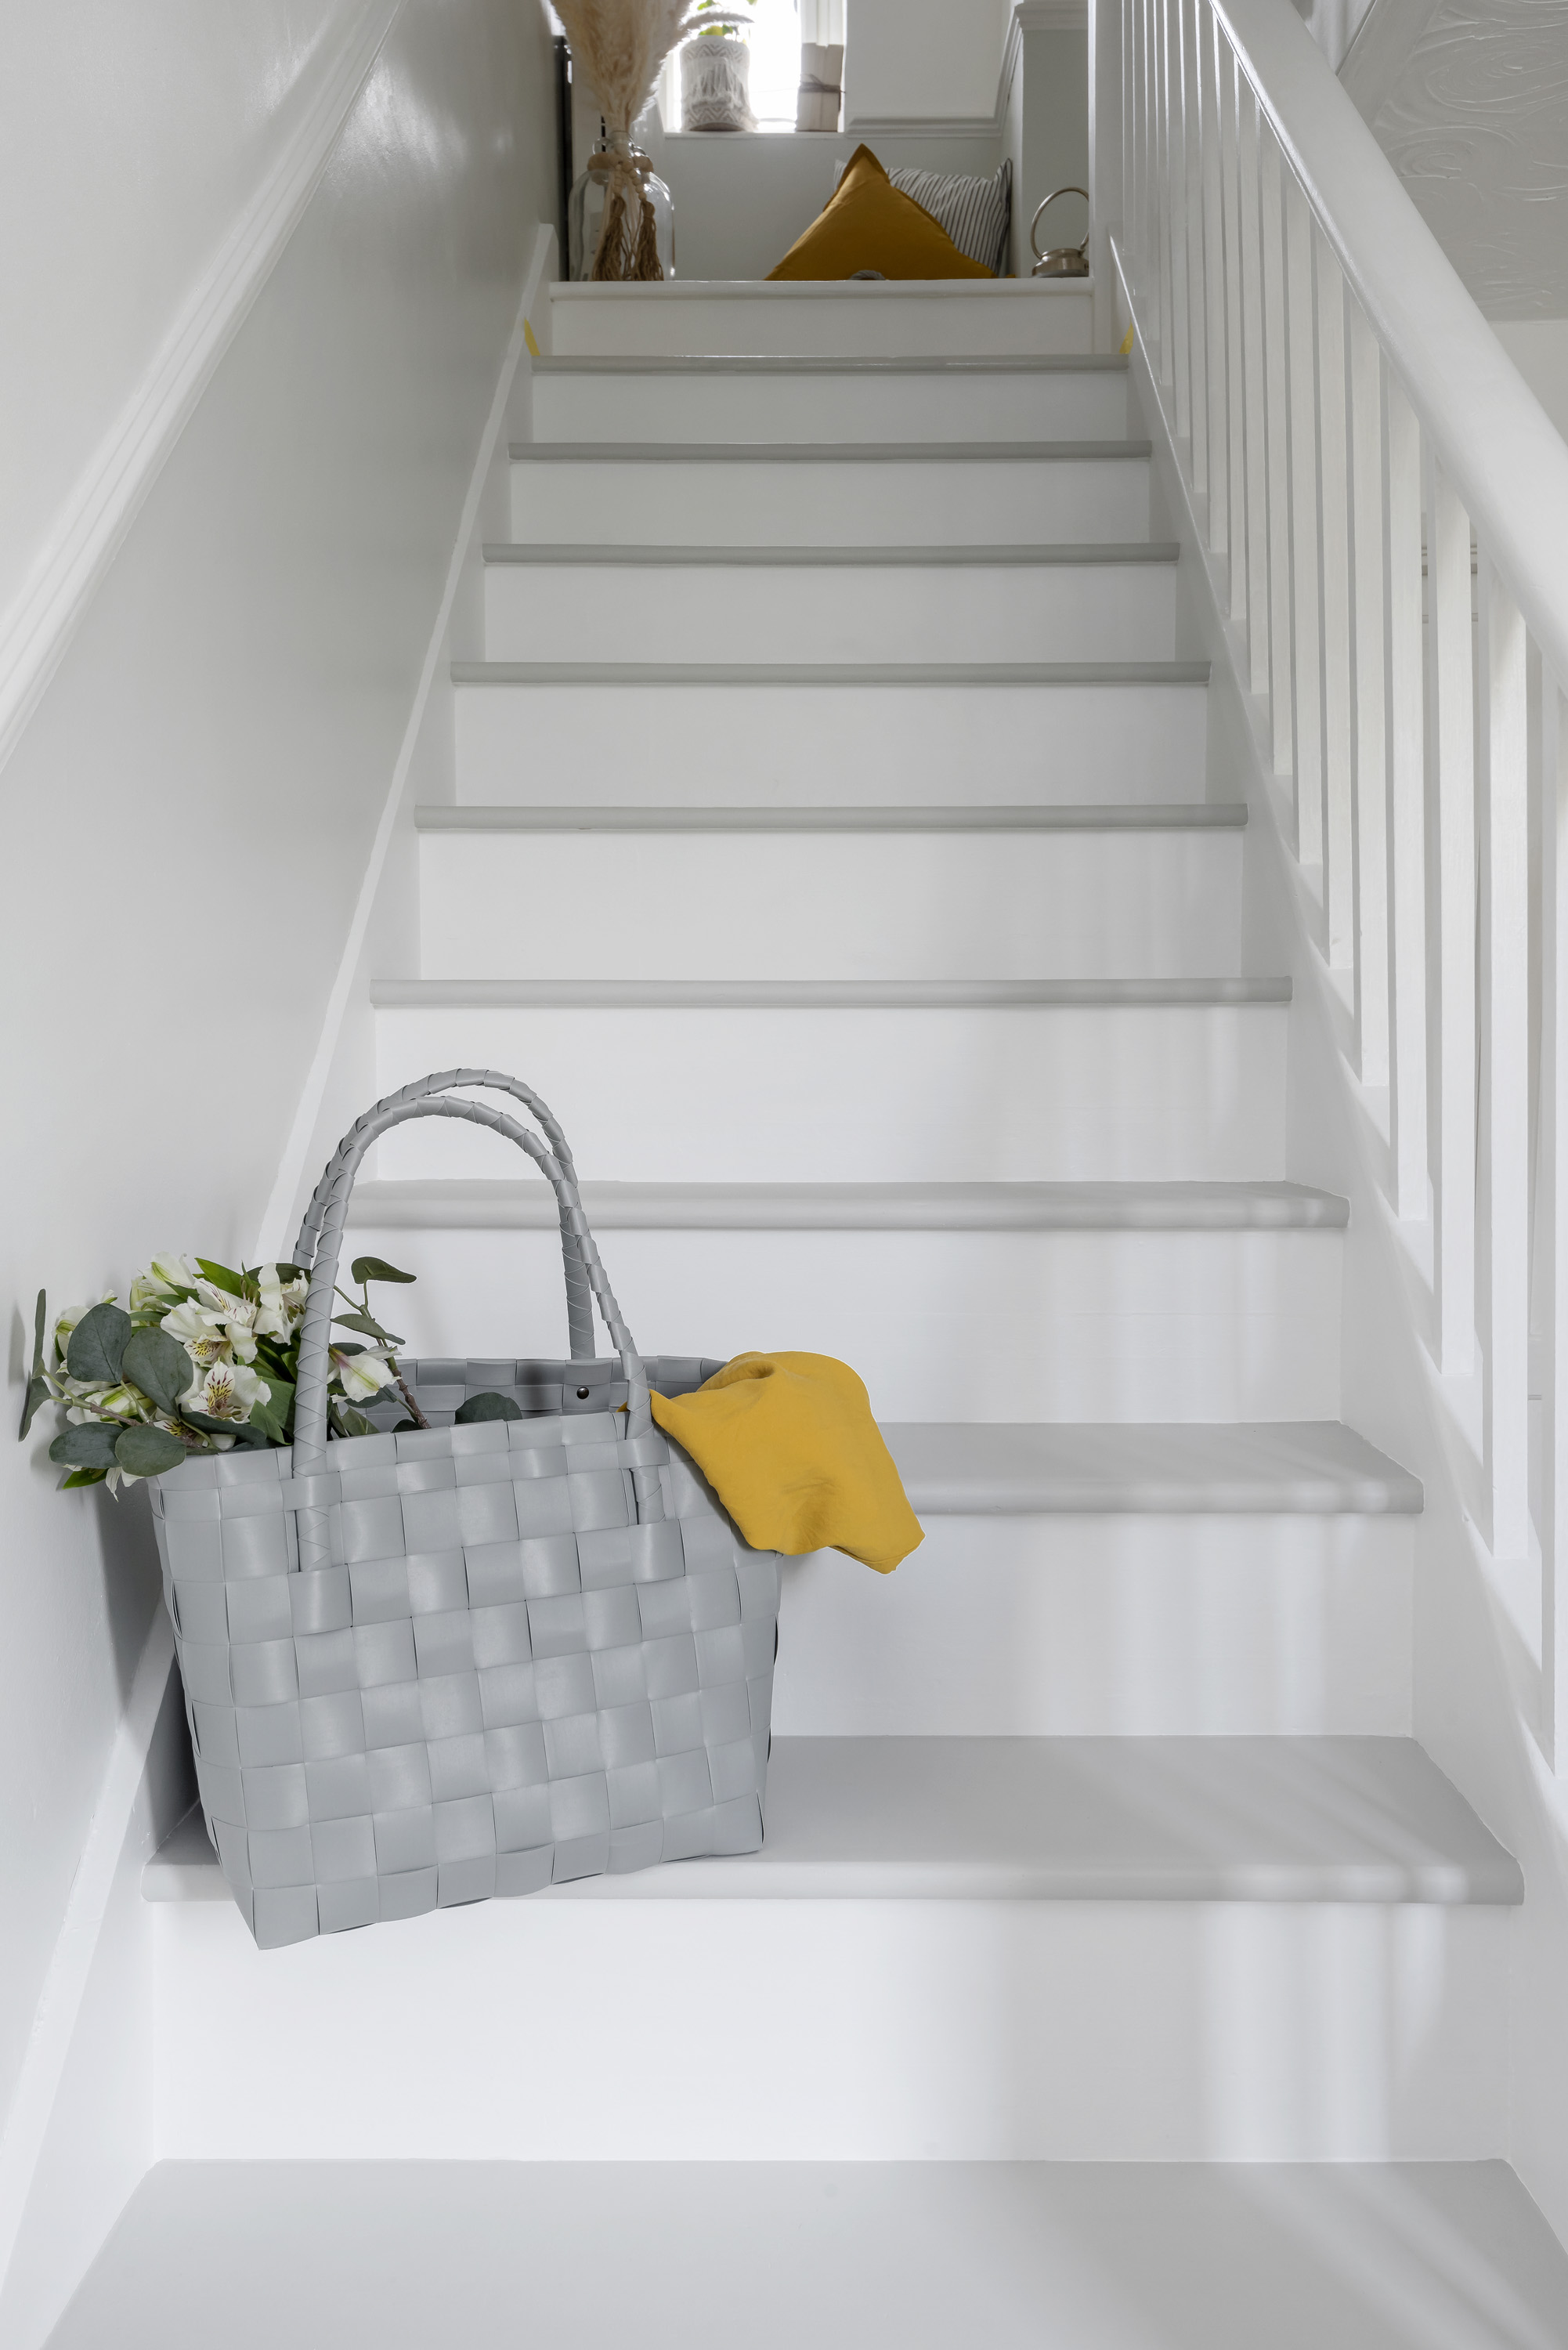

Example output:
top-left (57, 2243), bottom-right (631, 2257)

top-left (340, 1223), bottom-right (1342, 1423)
top-left (149, 1896), bottom-right (1506, 2161)
top-left (453, 677), bottom-right (1210, 807)
top-left (509, 450), bottom-right (1151, 547)
top-left (546, 284), bottom-right (1097, 361)
top-left (417, 828), bottom-right (1241, 983)
top-left (774, 1516), bottom-right (1414, 1737)
top-left (482, 555), bottom-right (1177, 666)
top-left (529, 365), bottom-right (1131, 446)
top-left (371, 1003), bottom-right (1288, 1182)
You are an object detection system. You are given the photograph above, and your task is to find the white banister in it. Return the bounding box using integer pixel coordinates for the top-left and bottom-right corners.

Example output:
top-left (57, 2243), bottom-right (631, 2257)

top-left (1111, 0), bottom-right (1568, 1765)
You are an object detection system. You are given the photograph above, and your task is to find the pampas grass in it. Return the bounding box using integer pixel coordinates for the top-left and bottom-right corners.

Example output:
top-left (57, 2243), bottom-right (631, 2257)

top-left (553, 0), bottom-right (699, 143)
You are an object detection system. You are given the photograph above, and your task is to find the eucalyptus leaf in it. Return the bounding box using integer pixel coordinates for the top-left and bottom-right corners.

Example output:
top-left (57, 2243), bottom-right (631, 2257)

top-left (114, 1425), bottom-right (187, 1477)
top-left (19, 1374), bottom-right (51, 1441)
top-left (66, 1302), bottom-right (131, 1386)
top-left (351, 1257), bottom-right (416, 1287)
top-left (454, 1391), bottom-right (522, 1424)
top-left (49, 1420), bottom-right (122, 1468)
top-left (334, 1406), bottom-right (379, 1438)
top-left (62, 1466), bottom-right (109, 1490)
top-left (31, 1289), bottom-right (46, 1378)
top-left (334, 1309), bottom-right (403, 1346)
top-left (121, 1327), bottom-right (191, 1416)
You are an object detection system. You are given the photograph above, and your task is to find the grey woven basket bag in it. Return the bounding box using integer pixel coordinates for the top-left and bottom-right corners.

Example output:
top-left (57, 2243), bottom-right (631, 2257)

top-left (147, 1071), bottom-right (782, 1950)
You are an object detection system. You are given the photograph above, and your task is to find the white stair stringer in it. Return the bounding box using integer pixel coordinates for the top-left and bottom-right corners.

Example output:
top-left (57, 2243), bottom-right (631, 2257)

top-left (529, 354), bottom-right (1133, 444)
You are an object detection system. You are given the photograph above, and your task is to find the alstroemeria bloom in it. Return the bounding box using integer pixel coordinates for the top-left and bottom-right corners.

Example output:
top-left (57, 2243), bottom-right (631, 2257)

top-left (130, 1256), bottom-right (197, 1312)
top-left (333, 1347), bottom-right (394, 1401)
top-left (255, 1267), bottom-right (309, 1338)
top-left (65, 1385), bottom-right (143, 1426)
top-left (162, 1298), bottom-right (232, 1367)
top-left (182, 1361), bottom-right (269, 1424)
top-left (201, 1285), bottom-right (261, 1363)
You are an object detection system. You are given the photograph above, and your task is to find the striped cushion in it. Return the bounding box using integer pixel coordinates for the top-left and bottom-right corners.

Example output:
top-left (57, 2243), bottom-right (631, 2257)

top-left (889, 158), bottom-right (1012, 275)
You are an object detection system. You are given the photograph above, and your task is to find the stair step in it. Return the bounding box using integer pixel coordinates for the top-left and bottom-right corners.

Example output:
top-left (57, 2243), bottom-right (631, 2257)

top-left (545, 281), bottom-right (1097, 361)
top-left (417, 801), bottom-right (1241, 832)
top-left (482, 540), bottom-right (1176, 565)
top-left (509, 445), bottom-right (1151, 546)
top-left (416, 819), bottom-right (1242, 984)
top-left (345, 1179), bottom-right (1341, 1231)
top-left (143, 1734), bottom-right (1508, 1907)
top-left (530, 352), bottom-right (1133, 442)
top-left (884, 1421), bottom-right (1422, 1515)
top-left (371, 992), bottom-right (1288, 1183)
top-left (481, 545), bottom-right (1180, 664)
top-left (453, 666), bottom-right (1211, 807)
top-left (47, 2157), bottom-right (1568, 2350)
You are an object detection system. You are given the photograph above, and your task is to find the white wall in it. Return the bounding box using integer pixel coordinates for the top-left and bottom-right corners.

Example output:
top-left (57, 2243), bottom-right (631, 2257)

top-left (1492, 320), bottom-right (1568, 448)
top-left (0, 0), bottom-right (556, 2251)
top-left (846, 0), bottom-right (1013, 121)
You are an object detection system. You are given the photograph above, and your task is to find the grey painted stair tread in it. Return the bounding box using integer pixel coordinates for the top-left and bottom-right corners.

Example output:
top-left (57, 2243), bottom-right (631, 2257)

top-left (344, 1178), bottom-right (1345, 1232)
top-left (50, 2157), bottom-right (1568, 2350)
top-left (371, 976), bottom-right (1287, 1009)
top-left (533, 351), bottom-right (1132, 372)
top-left (451, 660), bottom-right (1211, 686)
top-left (143, 1737), bottom-right (1512, 1906)
top-left (482, 540), bottom-right (1180, 566)
top-left (416, 802), bottom-right (1245, 833)
top-left (510, 438), bottom-right (1153, 462)
top-left (886, 1421), bottom-right (1423, 1516)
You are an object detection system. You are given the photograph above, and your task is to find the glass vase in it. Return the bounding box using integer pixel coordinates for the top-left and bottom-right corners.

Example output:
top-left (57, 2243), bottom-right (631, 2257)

top-left (568, 142), bottom-right (675, 281)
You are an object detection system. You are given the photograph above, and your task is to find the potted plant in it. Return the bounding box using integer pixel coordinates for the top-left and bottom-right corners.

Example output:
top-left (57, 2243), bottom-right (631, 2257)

top-left (681, 1), bottom-right (757, 131)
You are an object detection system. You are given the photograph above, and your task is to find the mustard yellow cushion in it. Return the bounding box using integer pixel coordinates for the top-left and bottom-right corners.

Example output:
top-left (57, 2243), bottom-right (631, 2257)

top-left (767, 144), bottom-right (994, 281)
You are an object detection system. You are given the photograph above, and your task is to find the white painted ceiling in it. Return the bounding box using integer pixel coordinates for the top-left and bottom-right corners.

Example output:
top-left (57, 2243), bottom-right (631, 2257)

top-left (1368, 0), bottom-right (1568, 316)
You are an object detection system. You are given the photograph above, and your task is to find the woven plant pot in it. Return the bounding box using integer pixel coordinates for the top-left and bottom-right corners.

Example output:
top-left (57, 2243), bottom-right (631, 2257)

top-left (147, 1070), bottom-right (781, 1949)
top-left (681, 34), bottom-right (756, 130)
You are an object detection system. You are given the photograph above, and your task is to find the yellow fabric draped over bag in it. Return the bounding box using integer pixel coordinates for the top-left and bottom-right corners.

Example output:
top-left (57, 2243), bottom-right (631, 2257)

top-left (650, 1353), bottom-right (923, 1574)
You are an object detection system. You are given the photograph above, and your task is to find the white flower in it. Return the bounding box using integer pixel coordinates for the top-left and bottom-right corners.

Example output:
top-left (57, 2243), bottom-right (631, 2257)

top-left (255, 1267), bottom-right (309, 1338)
top-left (182, 1361), bottom-right (269, 1424)
top-left (333, 1347), bottom-right (394, 1402)
top-left (130, 1256), bottom-right (197, 1312)
top-left (161, 1298), bottom-right (231, 1367)
top-left (66, 1385), bottom-right (144, 1426)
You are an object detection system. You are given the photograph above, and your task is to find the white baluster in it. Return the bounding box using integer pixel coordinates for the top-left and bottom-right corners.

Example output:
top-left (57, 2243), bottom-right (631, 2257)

top-left (1198, 3), bottom-right (1229, 561)
top-left (1316, 226), bottom-right (1353, 972)
top-left (1180, 0), bottom-right (1208, 496)
top-left (1348, 302), bottom-right (1389, 1088)
top-left (1386, 378), bottom-right (1427, 1220)
top-left (1218, 44), bottom-right (1248, 629)
top-left (1479, 565), bottom-right (1530, 1558)
top-left (1542, 679), bottom-right (1568, 1764)
top-left (1284, 170), bottom-right (1324, 882)
top-left (1428, 455), bottom-right (1477, 1378)
top-left (1237, 83), bottom-right (1270, 697)
top-left (1259, 123), bottom-right (1294, 788)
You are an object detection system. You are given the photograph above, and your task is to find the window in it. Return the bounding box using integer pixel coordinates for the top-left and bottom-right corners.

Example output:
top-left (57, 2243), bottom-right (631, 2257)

top-left (659, 0), bottom-right (845, 133)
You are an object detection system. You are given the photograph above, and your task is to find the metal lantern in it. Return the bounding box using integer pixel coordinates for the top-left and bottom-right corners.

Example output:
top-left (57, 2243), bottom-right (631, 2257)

top-left (1030, 187), bottom-right (1091, 277)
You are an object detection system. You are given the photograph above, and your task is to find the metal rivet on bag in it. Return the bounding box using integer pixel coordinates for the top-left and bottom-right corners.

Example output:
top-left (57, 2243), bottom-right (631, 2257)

top-left (576, 1386), bottom-right (590, 1399)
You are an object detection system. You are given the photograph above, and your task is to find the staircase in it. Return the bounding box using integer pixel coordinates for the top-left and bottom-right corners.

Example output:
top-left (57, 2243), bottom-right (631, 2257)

top-left (68, 284), bottom-right (1568, 2341)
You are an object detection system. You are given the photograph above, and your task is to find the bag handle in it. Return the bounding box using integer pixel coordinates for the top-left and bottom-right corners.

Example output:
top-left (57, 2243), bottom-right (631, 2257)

top-left (293, 1070), bottom-right (595, 1361)
top-left (291, 1092), bottom-right (663, 1572)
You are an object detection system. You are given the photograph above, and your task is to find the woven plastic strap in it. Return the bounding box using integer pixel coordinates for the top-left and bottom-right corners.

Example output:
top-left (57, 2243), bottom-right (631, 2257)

top-left (292, 1092), bottom-right (663, 1571)
top-left (292, 1069), bottom-right (594, 1360)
